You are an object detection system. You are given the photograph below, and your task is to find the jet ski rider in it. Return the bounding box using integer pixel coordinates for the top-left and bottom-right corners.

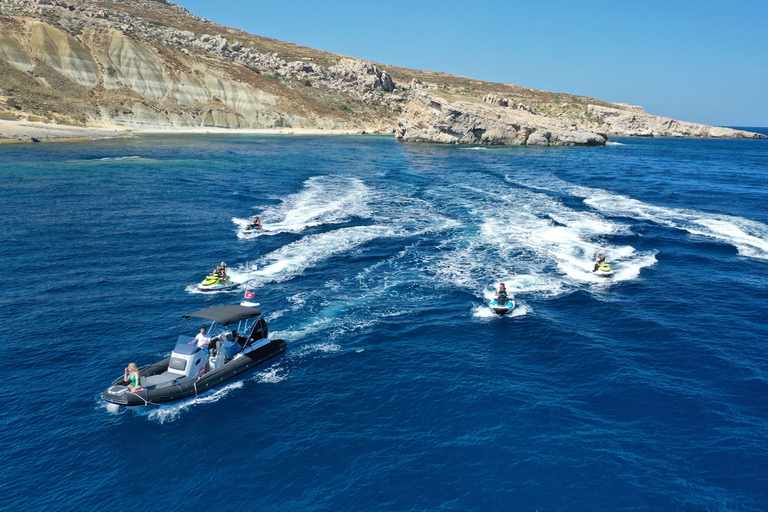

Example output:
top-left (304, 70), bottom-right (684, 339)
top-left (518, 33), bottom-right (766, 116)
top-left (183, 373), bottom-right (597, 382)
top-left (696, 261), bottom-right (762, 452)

top-left (211, 262), bottom-right (229, 283)
top-left (496, 283), bottom-right (509, 305)
top-left (594, 253), bottom-right (610, 272)
top-left (246, 216), bottom-right (262, 231)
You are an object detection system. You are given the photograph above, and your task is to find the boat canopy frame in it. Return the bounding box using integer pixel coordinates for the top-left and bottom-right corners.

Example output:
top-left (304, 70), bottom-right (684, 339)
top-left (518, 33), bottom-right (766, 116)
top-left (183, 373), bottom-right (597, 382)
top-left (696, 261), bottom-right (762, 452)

top-left (183, 305), bottom-right (262, 326)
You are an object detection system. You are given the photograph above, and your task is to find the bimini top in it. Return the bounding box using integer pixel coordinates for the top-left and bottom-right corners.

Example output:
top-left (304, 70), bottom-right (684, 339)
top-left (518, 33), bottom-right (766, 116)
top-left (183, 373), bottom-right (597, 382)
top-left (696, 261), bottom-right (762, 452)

top-left (183, 305), bottom-right (262, 325)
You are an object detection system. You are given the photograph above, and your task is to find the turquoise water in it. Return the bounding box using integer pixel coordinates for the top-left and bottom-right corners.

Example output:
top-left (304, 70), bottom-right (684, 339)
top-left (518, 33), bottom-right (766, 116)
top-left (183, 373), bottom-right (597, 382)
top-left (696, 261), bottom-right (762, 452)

top-left (1, 132), bottom-right (767, 511)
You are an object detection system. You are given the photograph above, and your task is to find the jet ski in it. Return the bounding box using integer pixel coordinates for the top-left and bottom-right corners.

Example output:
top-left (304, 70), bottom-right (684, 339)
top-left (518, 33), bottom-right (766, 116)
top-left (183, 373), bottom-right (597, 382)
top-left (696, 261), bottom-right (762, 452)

top-left (242, 224), bottom-right (262, 235)
top-left (102, 303), bottom-right (286, 407)
top-left (592, 261), bottom-right (614, 277)
top-left (490, 294), bottom-right (516, 316)
top-left (197, 273), bottom-right (241, 292)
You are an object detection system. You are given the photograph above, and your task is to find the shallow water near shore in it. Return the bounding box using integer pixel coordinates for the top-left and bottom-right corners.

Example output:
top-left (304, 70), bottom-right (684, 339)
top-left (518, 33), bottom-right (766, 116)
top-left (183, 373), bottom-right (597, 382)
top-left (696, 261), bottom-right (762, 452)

top-left (2, 132), bottom-right (768, 511)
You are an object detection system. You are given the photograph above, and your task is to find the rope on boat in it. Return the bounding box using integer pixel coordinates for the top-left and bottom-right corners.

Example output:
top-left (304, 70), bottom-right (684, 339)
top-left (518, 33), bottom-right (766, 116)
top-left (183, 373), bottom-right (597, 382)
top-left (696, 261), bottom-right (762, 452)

top-left (127, 389), bottom-right (152, 406)
top-left (173, 381), bottom-right (184, 399)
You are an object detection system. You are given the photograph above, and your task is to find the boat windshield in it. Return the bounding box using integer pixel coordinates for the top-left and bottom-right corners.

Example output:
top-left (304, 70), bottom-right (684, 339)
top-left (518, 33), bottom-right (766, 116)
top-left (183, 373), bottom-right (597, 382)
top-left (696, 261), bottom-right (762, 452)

top-left (173, 335), bottom-right (200, 355)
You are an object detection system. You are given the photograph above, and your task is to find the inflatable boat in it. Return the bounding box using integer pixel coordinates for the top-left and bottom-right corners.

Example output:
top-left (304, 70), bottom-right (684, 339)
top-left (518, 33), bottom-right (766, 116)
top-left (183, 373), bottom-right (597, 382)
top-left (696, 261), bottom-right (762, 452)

top-left (102, 304), bottom-right (286, 407)
top-left (490, 295), bottom-right (516, 316)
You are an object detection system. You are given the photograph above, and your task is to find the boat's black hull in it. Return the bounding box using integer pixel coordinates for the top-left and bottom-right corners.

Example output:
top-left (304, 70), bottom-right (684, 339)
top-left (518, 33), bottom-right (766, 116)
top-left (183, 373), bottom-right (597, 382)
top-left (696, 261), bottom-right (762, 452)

top-left (102, 339), bottom-right (287, 407)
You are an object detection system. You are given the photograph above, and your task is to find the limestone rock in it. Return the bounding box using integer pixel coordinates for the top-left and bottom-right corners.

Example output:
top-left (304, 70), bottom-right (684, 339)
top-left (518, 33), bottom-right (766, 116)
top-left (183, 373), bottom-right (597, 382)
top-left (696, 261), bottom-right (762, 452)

top-left (0, 32), bottom-right (34, 72)
top-left (30, 23), bottom-right (99, 86)
top-left (482, 94), bottom-right (537, 114)
top-left (107, 33), bottom-right (171, 100)
top-left (396, 92), bottom-right (607, 146)
top-left (0, 0), bottom-right (761, 140)
top-left (585, 104), bottom-right (766, 139)
top-left (329, 58), bottom-right (395, 93)
top-left (173, 73), bottom-right (209, 106)
top-left (203, 76), bottom-right (279, 128)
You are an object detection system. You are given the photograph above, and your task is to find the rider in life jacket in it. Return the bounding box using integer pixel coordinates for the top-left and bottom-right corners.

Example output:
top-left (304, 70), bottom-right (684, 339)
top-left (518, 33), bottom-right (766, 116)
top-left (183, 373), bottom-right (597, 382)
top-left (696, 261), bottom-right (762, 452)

top-left (213, 262), bottom-right (228, 282)
top-left (594, 253), bottom-right (611, 272)
top-left (247, 216), bottom-right (262, 231)
top-left (496, 282), bottom-right (510, 305)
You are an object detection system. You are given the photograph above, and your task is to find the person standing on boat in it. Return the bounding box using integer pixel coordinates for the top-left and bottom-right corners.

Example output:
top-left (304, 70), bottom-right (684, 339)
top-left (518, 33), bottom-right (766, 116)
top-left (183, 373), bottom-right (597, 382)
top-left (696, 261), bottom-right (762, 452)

top-left (124, 363), bottom-right (144, 392)
top-left (189, 327), bottom-right (212, 350)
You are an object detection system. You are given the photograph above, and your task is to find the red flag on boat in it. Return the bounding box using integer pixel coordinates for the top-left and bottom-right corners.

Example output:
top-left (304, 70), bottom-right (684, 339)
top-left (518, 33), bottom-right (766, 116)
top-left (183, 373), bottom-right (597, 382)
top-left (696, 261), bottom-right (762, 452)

top-left (244, 291), bottom-right (255, 299)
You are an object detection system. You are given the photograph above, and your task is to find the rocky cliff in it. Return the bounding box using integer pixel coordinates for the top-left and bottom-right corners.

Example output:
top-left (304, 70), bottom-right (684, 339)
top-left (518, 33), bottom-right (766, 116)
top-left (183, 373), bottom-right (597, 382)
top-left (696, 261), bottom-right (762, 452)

top-left (582, 104), bottom-right (762, 138)
top-left (395, 92), bottom-right (607, 146)
top-left (0, 0), bottom-right (764, 143)
top-left (0, 0), bottom-right (394, 132)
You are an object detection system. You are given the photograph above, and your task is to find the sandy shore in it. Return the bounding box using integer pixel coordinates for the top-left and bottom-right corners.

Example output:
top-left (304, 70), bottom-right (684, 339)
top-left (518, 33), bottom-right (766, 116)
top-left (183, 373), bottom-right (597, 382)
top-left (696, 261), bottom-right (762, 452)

top-left (0, 118), bottom-right (389, 143)
top-left (0, 118), bottom-right (131, 143)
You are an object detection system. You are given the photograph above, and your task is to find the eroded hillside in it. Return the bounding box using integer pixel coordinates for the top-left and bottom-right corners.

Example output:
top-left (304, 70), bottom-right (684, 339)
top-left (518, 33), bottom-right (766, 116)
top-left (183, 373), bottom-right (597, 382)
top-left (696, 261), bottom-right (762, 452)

top-left (0, 0), bottom-right (764, 143)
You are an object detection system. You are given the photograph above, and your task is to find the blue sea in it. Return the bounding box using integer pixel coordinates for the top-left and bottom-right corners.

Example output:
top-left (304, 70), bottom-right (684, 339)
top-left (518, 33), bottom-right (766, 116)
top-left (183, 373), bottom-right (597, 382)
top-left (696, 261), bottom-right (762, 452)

top-left (2, 130), bottom-right (768, 511)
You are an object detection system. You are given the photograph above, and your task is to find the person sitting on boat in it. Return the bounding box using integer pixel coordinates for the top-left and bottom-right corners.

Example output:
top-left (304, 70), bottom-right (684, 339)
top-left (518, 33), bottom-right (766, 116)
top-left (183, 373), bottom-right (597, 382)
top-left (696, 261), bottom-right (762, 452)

top-left (124, 363), bottom-right (144, 392)
top-left (496, 283), bottom-right (509, 305)
top-left (594, 253), bottom-right (611, 272)
top-left (188, 327), bottom-right (212, 350)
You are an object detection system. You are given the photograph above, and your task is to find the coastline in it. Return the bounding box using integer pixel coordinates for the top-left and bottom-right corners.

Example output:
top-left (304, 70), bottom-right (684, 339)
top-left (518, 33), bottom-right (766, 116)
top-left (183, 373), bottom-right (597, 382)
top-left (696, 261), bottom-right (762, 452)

top-left (3, 118), bottom-right (764, 145)
top-left (0, 118), bottom-right (390, 144)
top-left (0, 118), bottom-right (130, 144)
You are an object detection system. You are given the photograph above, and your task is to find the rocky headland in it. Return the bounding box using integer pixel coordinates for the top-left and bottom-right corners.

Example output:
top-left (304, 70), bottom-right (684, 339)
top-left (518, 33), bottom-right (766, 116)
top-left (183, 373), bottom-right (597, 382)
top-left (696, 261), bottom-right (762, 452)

top-left (395, 92), bottom-right (607, 146)
top-left (0, 0), bottom-right (765, 144)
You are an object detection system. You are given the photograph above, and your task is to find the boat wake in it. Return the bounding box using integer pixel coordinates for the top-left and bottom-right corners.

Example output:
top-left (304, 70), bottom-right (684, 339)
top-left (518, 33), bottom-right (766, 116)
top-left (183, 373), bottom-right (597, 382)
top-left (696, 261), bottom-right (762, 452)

top-left (234, 176), bottom-right (372, 237)
top-left (423, 175), bottom-right (656, 302)
top-left (217, 168), bottom-right (765, 354)
top-left (508, 175), bottom-right (768, 260)
top-left (242, 213), bottom-right (457, 289)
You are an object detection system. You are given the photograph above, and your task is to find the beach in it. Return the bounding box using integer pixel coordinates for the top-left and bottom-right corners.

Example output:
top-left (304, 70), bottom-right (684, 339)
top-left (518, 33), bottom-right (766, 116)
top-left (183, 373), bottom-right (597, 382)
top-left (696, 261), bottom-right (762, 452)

top-left (0, 117), bottom-right (386, 143)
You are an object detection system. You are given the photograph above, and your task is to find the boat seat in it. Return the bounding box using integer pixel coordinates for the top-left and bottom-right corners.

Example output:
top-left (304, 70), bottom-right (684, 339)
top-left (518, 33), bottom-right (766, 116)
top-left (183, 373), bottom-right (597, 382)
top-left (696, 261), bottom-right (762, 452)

top-left (143, 371), bottom-right (182, 387)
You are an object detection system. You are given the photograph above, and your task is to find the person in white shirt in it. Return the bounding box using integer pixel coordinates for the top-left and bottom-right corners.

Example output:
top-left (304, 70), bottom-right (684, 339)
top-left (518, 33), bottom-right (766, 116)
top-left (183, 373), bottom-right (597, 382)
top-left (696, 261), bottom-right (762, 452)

top-left (188, 327), bottom-right (212, 350)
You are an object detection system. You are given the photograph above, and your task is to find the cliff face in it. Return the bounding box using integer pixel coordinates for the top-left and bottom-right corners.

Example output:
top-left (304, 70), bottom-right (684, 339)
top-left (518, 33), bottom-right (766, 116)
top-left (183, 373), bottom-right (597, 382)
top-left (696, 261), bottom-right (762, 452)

top-left (0, 0), bottom-right (765, 143)
top-left (583, 105), bottom-right (763, 139)
top-left (0, 0), bottom-right (392, 131)
top-left (395, 92), bottom-right (607, 146)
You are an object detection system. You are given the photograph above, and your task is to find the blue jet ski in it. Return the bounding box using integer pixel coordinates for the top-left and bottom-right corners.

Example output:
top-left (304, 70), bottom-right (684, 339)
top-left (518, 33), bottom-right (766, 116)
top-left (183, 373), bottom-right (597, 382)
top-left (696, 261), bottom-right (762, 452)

top-left (490, 294), bottom-right (516, 316)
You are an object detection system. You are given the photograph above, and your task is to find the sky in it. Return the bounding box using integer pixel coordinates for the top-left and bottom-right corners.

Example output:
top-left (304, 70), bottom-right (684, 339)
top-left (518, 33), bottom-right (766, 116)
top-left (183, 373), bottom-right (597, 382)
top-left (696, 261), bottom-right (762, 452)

top-left (173, 0), bottom-right (768, 127)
